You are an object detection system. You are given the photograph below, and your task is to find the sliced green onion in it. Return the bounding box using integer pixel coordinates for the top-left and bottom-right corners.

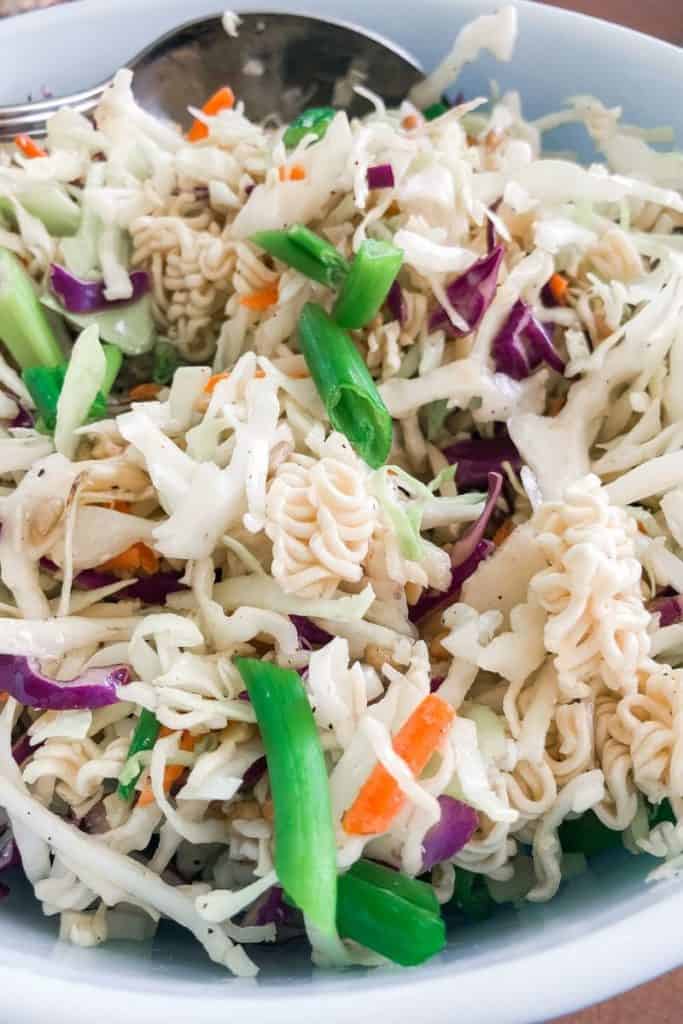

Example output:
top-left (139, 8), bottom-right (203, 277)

top-left (283, 106), bottom-right (336, 148)
top-left (235, 657), bottom-right (337, 935)
top-left (118, 708), bottom-right (161, 801)
top-left (337, 861), bottom-right (446, 966)
top-left (648, 798), bottom-right (675, 828)
top-left (298, 302), bottom-right (392, 469)
top-left (423, 101), bottom-right (449, 121)
top-left (22, 337), bottom-right (117, 434)
top-left (452, 867), bottom-right (494, 920)
top-left (251, 225), bottom-right (349, 288)
top-left (0, 248), bottom-right (63, 370)
top-left (152, 340), bottom-right (180, 386)
top-left (101, 343), bottom-right (123, 396)
top-left (333, 239), bottom-right (403, 330)
top-left (558, 810), bottom-right (623, 857)
top-left (346, 859), bottom-right (440, 915)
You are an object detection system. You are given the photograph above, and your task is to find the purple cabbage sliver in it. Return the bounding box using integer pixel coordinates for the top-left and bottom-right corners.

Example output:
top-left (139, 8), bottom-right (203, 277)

top-left (290, 615), bottom-right (333, 650)
top-left (649, 594), bottom-right (683, 627)
top-left (422, 796), bottom-right (479, 871)
top-left (241, 756), bottom-right (267, 791)
top-left (492, 299), bottom-right (565, 380)
top-left (50, 264), bottom-right (149, 315)
top-left (409, 540), bottom-right (494, 624)
top-left (428, 246), bottom-right (504, 335)
top-left (386, 280), bottom-right (407, 325)
top-left (443, 436), bottom-right (521, 490)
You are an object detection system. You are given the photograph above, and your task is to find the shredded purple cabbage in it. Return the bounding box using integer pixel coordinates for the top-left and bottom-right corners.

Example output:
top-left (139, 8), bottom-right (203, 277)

top-left (649, 593), bottom-right (683, 627)
top-left (10, 407), bottom-right (34, 429)
top-left (422, 795), bottom-right (478, 870)
top-left (450, 472), bottom-right (503, 568)
top-left (241, 755), bottom-right (267, 790)
top-left (443, 435), bottom-right (521, 489)
top-left (366, 163), bottom-right (395, 189)
top-left (386, 279), bottom-right (407, 325)
top-left (429, 246), bottom-right (504, 335)
top-left (50, 264), bottom-right (149, 314)
top-left (0, 655), bottom-right (130, 710)
top-left (11, 732), bottom-right (35, 765)
top-left (41, 559), bottom-right (186, 605)
top-left (430, 677), bottom-right (444, 693)
top-left (492, 300), bottom-right (565, 380)
top-left (290, 615), bottom-right (333, 650)
top-left (0, 837), bottom-right (20, 872)
top-left (409, 539), bottom-right (494, 623)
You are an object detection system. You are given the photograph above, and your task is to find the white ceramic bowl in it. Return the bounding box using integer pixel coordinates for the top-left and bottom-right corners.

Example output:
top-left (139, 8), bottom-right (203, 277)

top-left (3, 2), bottom-right (683, 1021)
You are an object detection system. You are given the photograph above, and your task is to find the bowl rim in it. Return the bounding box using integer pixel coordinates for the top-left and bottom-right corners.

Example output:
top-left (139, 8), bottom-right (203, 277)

top-left (2, 1), bottom-right (683, 1021)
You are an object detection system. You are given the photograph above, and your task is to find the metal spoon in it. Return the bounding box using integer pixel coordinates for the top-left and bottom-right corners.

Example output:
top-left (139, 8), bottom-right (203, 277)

top-left (0, 12), bottom-right (423, 142)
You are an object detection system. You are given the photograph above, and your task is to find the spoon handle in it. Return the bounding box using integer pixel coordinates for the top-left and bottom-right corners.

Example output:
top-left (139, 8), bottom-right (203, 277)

top-left (0, 80), bottom-right (111, 141)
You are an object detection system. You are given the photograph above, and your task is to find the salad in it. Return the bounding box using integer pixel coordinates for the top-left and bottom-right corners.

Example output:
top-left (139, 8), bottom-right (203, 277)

top-left (1, 4), bottom-right (683, 975)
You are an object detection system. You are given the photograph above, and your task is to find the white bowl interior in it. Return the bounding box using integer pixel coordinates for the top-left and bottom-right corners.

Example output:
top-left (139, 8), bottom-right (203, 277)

top-left (2, 2), bottom-right (683, 1022)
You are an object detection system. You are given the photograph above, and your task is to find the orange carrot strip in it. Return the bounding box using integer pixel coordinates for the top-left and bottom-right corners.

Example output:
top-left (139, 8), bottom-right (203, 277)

top-left (278, 163), bottom-right (307, 182)
top-left (137, 731), bottom-right (196, 806)
top-left (204, 371), bottom-right (230, 394)
top-left (492, 519), bottom-right (514, 547)
top-left (401, 114), bottom-right (420, 131)
top-left (548, 272), bottom-right (569, 305)
top-left (128, 382), bottom-right (161, 402)
top-left (187, 86), bottom-right (235, 142)
top-left (112, 500), bottom-right (132, 514)
top-left (343, 694), bottom-right (455, 835)
top-left (98, 542), bottom-right (158, 575)
top-left (239, 283), bottom-right (279, 311)
top-left (14, 134), bottom-right (47, 159)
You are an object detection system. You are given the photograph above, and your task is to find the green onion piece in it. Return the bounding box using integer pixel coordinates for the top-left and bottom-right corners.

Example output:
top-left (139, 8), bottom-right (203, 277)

top-left (23, 351), bottom-right (113, 434)
top-left (0, 248), bottom-right (63, 370)
top-left (117, 708), bottom-right (161, 801)
top-left (23, 366), bottom-right (64, 431)
top-left (235, 657), bottom-right (337, 935)
top-left (283, 106), bottom-right (336, 148)
top-left (346, 859), bottom-right (440, 916)
top-left (152, 340), bottom-right (180, 385)
top-left (423, 101), bottom-right (449, 121)
top-left (337, 866), bottom-right (446, 966)
top-left (452, 867), bottom-right (494, 921)
top-left (251, 225), bottom-right (349, 288)
top-left (648, 798), bottom-right (675, 828)
top-left (101, 343), bottom-right (123, 396)
top-left (298, 302), bottom-right (393, 469)
top-left (333, 239), bottom-right (403, 330)
top-left (558, 810), bottom-right (623, 857)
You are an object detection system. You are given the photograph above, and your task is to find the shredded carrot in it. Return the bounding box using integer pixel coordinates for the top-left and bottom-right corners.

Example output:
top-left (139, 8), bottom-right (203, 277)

top-left (98, 542), bottom-right (159, 575)
top-left (14, 134), bottom-right (47, 159)
top-left (105, 500), bottom-right (131, 513)
top-left (204, 371), bottom-right (230, 394)
top-left (202, 367), bottom-right (265, 394)
top-left (187, 86), bottom-right (235, 142)
top-left (0, 692), bottom-right (8, 704)
top-left (239, 283), bottom-right (279, 311)
top-left (343, 694), bottom-right (455, 835)
top-left (548, 272), bottom-right (569, 305)
top-left (401, 113), bottom-right (421, 131)
top-left (278, 163), bottom-right (306, 182)
top-left (128, 382), bottom-right (161, 402)
top-left (137, 730), bottom-right (196, 806)
top-left (493, 519), bottom-right (515, 547)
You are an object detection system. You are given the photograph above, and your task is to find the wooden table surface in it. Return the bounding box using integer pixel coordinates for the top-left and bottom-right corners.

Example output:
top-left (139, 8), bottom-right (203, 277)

top-left (1, 0), bottom-right (681, 1020)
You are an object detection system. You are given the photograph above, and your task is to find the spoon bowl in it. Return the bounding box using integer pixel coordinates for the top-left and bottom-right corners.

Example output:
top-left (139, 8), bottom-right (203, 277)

top-left (0, 12), bottom-right (423, 140)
